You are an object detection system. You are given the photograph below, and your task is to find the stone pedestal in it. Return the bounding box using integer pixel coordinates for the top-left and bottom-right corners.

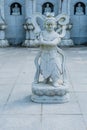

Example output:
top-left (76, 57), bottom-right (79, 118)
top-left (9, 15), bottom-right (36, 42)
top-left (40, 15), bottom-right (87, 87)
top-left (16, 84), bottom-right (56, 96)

top-left (0, 26), bottom-right (9, 47)
top-left (0, 39), bottom-right (9, 47)
top-left (61, 23), bottom-right (74, 46)
top-left (22, 18), bottom-right (35, 47)
top-left (23, 39), bottom-right (36, 47)
top-left (31, 82), bottom-right (69, 103)
top-left (0, 9), bottom-right (9, 47)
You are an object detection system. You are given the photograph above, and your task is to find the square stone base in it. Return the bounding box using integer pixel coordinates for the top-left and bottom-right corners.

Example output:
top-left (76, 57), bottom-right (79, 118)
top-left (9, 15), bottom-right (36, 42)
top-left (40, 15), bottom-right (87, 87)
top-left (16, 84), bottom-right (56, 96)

top-left (31, 94), bottom-right (69, 104)
top-left (31, 82), bottom-right (69, 104)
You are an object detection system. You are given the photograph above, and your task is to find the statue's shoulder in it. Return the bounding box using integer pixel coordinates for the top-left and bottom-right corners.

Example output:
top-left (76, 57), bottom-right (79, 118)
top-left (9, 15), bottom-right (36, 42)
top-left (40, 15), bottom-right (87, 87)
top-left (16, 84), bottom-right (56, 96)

top-left (40, 30), bottom-right (47, 36)
top-left (53, 31), bottom-right (59, 38)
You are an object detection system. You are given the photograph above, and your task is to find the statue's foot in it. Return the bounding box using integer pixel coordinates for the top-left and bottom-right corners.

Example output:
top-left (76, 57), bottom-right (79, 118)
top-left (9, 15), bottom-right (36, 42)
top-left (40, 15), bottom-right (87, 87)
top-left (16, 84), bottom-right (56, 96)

top-left (33, 80), bottom-right (39, 84)
top-left (53, 79), bottom-right (63, 87)
top-left (58, 79), bottom-right (63, 85)
top-left (43, 78), bottom-right (50, 84)
top-left (53, 82), bottom-right (59, 87)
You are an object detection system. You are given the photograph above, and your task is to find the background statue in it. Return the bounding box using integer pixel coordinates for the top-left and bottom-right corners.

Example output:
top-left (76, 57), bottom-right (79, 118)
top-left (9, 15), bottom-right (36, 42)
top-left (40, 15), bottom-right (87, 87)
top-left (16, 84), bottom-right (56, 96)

top-left (44, 4), bottom-right (51, 15)
top-left (12, 4), bottom-right (20, 15)
top-left (75, 3), bottom-right (84, 15)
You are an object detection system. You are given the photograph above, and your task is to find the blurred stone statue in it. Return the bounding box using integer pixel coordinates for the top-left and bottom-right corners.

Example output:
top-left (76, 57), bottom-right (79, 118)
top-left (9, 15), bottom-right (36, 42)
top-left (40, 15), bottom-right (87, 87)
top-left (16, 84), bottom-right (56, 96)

top-left (31, 12), bottom-right (70, 103)
top-left (75, 3), bottom-right (84, 15)
top-left (12, 4), bottom-right (20, 15)
top-left (44, 4), bottom-right (51, 15)
top-left (0, 8), bottom-right (9, 47)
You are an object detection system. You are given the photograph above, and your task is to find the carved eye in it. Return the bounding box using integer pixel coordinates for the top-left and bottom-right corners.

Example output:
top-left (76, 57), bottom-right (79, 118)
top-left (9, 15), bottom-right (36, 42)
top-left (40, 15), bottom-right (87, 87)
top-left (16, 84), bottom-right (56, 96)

top-left (48, 23), bottom-right (52, 26)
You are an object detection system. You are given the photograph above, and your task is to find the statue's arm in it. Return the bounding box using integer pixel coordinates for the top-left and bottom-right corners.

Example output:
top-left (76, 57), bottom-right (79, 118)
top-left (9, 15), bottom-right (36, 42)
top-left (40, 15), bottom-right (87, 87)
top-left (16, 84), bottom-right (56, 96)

top-left (40, 37), bottom-right (59, 46)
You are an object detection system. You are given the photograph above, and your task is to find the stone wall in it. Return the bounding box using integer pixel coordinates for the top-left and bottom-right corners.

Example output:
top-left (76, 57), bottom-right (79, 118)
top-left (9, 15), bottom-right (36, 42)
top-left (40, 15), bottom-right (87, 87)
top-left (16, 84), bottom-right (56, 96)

top-left (0, 0), bottom-right (4, 17)
top-left (0, 0), bottom-right (87, 45)
top-left (36, 0), bottom-right (59, 15)
top-left (70, 0), bottom-right (87, 44)
top-left (4, 0), bottom-right (25, 45)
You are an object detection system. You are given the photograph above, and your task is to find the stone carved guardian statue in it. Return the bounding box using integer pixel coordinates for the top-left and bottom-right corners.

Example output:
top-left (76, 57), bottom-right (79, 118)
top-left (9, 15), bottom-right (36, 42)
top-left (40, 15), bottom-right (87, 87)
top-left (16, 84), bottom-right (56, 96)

top-left (31, 12), bottom-right (70, 103)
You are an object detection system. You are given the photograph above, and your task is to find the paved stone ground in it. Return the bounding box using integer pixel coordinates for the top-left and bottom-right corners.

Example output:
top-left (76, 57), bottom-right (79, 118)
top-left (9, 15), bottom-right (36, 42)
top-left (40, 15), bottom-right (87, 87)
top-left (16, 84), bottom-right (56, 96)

top-left (0, 46), bottom-right (87, 130)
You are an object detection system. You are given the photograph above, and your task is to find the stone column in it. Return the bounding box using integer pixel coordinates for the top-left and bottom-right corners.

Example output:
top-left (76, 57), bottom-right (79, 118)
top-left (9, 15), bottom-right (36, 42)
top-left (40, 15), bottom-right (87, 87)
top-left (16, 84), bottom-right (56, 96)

top-left (61, 0), bottom-right (68, 14)
top-left (58, 0), bottom-right (62, 14)
top-left (0, 0), bottom-right (9, 47)
top-left (23, 0), bottom-right (36, 47)
top-left (67, 0), bottom-right (71, 16)
top-left (32, 0), bottom-right (36, 13)
top-left (25, 0), bottom-right (32, 18)
top-left (61, 0), bottom-right (74, 46)
top-left (0, 0), bottom-right (4, 18)
top-left (86, 4), bottom-right (87, 15)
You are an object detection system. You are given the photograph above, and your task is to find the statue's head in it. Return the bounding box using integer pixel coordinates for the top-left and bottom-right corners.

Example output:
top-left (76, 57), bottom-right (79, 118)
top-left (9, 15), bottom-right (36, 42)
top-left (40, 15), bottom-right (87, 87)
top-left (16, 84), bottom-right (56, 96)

top-left (44, 13), bottom-right (57, 31)
top-left (78, 3), bottom-right (81, 7)
top-left (15, 4), bottom-right (18, 7)
top-left (46, 3), bottom-right (50, 7)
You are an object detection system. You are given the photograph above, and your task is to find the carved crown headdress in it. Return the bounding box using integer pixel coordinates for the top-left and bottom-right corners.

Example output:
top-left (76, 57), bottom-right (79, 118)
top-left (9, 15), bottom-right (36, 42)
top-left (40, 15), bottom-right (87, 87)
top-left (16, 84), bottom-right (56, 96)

top-left (30, 12), bottom-right (69, 34)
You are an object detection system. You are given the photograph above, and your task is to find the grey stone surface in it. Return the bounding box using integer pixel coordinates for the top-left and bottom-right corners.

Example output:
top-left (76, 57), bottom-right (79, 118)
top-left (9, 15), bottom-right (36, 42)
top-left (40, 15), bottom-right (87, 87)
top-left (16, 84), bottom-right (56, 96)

top-left (42, 115), bottom-right (86, 130)
top-left (0, 47), bottom-right (87, 130)
top-left (76, 93), bottom-right (87, 114)
top-left (42, 93), bottom-right (81, 115)
top-left (83, 115), bottom-right (87, 127)
top-left (0, 115), bottom-right (41, 130)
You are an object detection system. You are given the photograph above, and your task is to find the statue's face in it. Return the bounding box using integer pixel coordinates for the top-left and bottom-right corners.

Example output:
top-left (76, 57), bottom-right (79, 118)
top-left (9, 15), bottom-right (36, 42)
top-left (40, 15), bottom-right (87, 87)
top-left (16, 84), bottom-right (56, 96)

top-left (45, 20), bottom-right (55, 32)
top-left (78, 3), bottom-right (81, 7)
top-left (47, 4), bottom-right (49, 7)
top-left (15, 4), bottom-right (18, 7)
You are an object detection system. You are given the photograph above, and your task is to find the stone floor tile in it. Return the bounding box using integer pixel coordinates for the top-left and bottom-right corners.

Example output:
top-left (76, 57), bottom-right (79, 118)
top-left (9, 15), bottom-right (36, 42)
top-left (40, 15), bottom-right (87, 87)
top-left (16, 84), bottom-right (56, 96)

top-left (0, 78), bottom-right (16, 85)
top-left (0, 47), bottom-right (87, 130)
top-left (42, 115), bottom-right (86, 130)
top-left (73, 84), bottom-right (87, 92)
top-left (83, 115), bottom-right (87, 128)
top-left (0, 84), bottom-right (14, 106)
top-left (76, 92), bottom-right (87, 114)
top-left (3, 84), bottom-right (41, 115)
top-left (43, 92), bottom-right (81, 115)
top-left (0, 115), bottom-right (41, 130)
top-left (0, 72), bottom-right (19, 78)
top-left (3, 96), bottom-right (41, 115)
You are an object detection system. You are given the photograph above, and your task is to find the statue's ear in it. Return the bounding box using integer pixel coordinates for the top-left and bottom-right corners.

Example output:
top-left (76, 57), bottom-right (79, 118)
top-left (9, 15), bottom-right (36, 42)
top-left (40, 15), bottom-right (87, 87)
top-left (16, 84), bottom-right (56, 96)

top-left (56, 14), bottom-right (69, 25)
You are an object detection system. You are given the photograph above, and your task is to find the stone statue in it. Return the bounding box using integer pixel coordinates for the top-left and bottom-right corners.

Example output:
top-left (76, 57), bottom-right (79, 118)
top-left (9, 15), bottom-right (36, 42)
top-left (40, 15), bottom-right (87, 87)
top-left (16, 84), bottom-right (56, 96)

top-left (75, 3), bottom-right (84, 15)
top-left (44, 4), bottom-right (51, 15)
top-left (0, 8), bottom-right (9, 47)
top-left (12, 4), bottom-right (20, 15)
top-left (31, 13), bottom-right (70, 103)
